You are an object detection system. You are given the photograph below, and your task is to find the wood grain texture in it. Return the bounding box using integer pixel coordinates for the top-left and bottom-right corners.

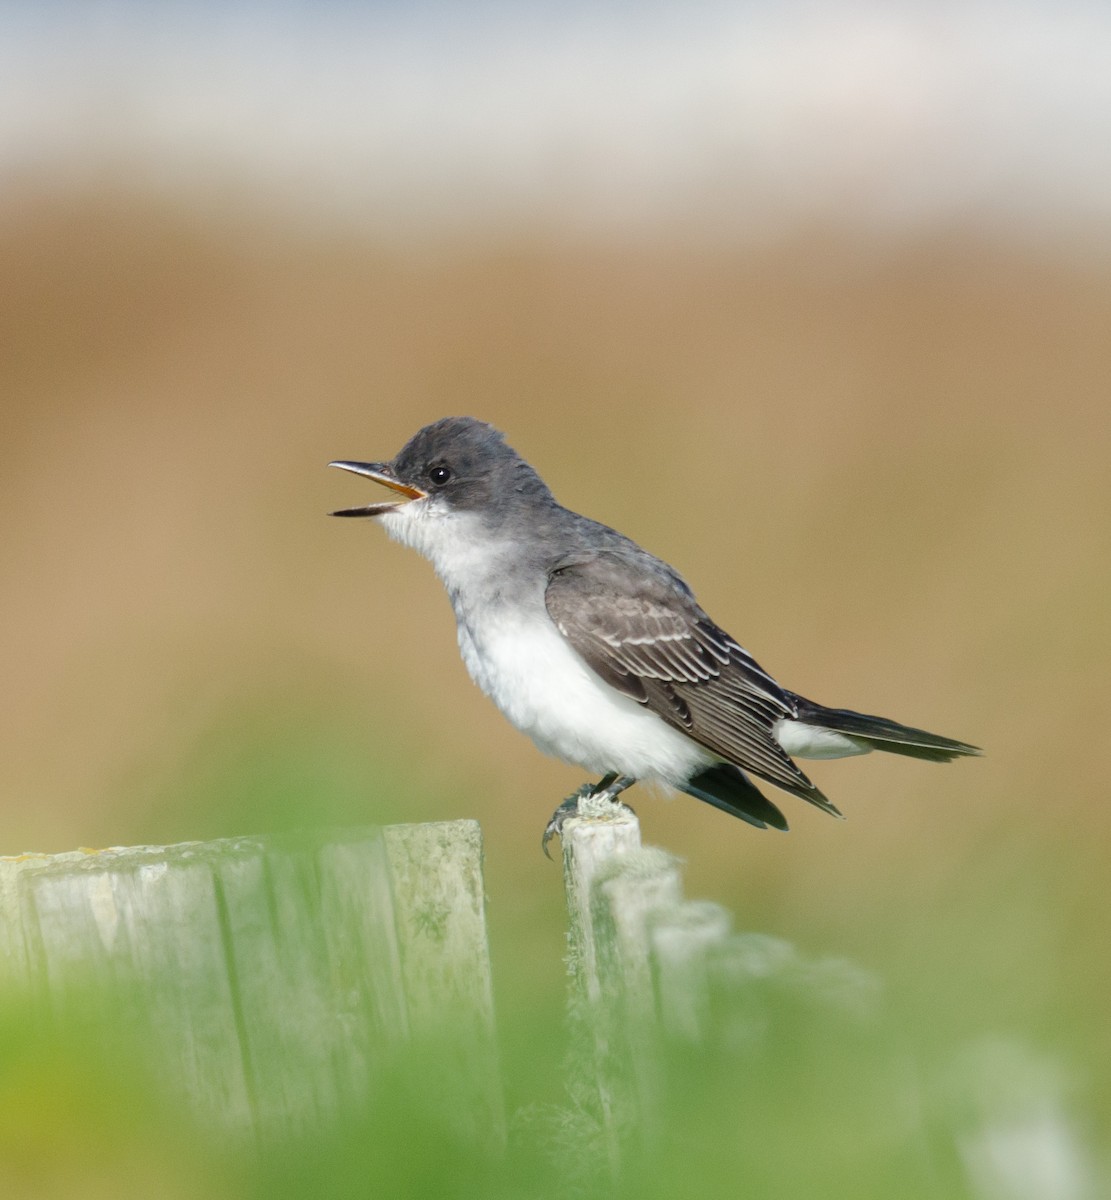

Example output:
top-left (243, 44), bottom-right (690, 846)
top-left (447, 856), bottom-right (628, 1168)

top-left (0, 822), bottom-right (500, 1143)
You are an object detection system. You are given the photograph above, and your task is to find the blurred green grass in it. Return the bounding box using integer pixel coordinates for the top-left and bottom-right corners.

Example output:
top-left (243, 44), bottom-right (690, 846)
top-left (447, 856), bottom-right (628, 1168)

top-left (1, 186), bottom-right (1108, 1195)
top-left (2, 774), bottom-right (1100, 1200)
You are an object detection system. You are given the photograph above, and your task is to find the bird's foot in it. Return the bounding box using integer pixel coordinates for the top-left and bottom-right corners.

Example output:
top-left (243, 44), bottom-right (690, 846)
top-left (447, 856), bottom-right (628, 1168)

top-left (541, 784), bottom-right (595, 860)
top-left (541, 774), bottom-right (636, 859)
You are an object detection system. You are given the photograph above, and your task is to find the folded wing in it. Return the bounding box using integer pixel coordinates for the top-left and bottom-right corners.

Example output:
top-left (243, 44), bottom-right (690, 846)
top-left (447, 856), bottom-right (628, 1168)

top-left (544, 549), bottom-right (841, 821)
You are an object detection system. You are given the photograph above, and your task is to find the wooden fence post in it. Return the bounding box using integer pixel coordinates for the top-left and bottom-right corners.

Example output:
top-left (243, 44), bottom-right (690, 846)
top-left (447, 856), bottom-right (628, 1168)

top-left (0, 822), bottom-right (502, 1145)
top-left (560, 799), bottom-right (688, 1171)
top-left (558, 801), bottom-right (878, 1175)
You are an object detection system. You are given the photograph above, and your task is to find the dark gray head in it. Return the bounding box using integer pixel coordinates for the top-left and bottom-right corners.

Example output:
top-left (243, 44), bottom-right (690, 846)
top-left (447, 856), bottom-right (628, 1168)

top-left (330, 416), bottom-right (554, 525)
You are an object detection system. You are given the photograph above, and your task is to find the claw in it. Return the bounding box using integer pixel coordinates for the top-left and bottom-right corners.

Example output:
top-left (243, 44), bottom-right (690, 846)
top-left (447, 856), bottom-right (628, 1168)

top-left (540, 814), bottom-right (562, 860)
top-left (541, 788), bottom-right (592, 860)
top-left (540, 774), bottom-right (638, 859)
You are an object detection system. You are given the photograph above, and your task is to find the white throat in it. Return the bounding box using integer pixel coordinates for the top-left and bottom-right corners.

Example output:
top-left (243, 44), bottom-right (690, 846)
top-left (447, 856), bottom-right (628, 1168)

top-left (378, 499), bottom-right (511, 595)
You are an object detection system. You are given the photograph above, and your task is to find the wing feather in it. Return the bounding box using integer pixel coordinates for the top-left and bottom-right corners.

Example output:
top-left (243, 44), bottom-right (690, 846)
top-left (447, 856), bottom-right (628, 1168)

top-left (545, 550), bottom-right (835, 811)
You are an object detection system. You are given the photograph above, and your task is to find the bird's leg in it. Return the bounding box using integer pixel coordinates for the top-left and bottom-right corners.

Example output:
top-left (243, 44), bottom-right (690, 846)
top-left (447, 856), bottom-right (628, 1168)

top-left (593, 774), bottom-right (635, 804)
top-left (541, 773), bottom-right (637, 859)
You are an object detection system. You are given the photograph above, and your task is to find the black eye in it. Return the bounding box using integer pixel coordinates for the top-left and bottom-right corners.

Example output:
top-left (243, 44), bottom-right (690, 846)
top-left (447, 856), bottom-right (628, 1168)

top-left (429, 464), bottom-right (452, 486)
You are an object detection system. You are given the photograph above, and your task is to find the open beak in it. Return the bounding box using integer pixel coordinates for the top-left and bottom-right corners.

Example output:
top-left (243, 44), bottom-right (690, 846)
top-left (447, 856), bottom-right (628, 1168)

top-left (328, 461), bottom-right (427, 517)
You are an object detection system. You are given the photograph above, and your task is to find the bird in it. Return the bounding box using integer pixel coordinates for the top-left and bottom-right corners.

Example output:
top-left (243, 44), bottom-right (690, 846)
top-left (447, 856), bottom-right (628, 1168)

top-left (330, 416), bottom-right (979, 854)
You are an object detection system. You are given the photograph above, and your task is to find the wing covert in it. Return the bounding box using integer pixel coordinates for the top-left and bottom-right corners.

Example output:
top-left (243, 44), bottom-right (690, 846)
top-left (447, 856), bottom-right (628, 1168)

top-left (543, 550), bottom-right (833, 807)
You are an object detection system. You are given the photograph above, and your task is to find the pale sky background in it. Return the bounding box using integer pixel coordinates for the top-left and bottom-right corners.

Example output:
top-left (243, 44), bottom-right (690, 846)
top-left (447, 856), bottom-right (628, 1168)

top-left (3, 0), bottom-right (1110, 248)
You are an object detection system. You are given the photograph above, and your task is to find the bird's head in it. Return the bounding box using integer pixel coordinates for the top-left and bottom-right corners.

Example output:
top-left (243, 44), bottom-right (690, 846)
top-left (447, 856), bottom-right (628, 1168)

top-left (330, 416), bottom-right (553, 567)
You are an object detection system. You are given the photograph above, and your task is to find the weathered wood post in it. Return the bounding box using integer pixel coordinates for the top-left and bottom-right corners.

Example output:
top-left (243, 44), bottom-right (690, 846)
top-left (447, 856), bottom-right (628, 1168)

top-left (560, 798), bottom-right (641, 1176)
top-left (558, 800), bottom-right (880, 1180)
top-left (0, 821), bottom-right (503, 1145)
top-left (560, 797), bottom-right (684, 1169)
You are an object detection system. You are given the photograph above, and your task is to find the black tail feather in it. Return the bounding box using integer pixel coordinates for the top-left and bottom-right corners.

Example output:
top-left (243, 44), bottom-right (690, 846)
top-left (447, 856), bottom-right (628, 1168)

top-left (681, 702), bottom-right (977, 831)
top-left (683, 762), bottom-right (844, 827)
top-left (791, 696), bottom-right (982, 762)
top-left (682, 764), bottom-right (790, 830)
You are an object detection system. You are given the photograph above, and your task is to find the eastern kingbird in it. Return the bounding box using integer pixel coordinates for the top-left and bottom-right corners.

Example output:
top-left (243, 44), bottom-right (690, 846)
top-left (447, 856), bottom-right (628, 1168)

top-left (331, 417), bottom-right (979, 851)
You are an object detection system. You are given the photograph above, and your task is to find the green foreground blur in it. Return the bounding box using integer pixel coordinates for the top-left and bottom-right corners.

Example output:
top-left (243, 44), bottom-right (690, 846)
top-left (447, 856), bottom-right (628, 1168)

top-left (1, 728), bottom-right (1103, 1200)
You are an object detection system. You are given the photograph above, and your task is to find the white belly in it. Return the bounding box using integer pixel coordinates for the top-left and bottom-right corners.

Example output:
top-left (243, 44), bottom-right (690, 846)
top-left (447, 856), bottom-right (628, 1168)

top-left (454, 606), bottom-right (712, 785)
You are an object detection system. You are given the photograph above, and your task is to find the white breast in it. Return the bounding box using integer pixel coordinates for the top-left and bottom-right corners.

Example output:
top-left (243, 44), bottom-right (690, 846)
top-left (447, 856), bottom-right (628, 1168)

top-left (378, 498), bottom-right (712, 784)
top-left (454, 606), bottom-right (712, 785)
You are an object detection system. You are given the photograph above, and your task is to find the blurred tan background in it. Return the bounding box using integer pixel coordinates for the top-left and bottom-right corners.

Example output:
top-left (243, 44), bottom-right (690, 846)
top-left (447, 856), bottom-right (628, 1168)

top-left (2, 0), bottom-right (1109, 1168)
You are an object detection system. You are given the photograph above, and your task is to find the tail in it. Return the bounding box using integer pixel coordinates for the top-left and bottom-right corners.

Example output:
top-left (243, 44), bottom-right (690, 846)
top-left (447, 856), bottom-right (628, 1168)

top-left (681, 762), bottom-right (844, 832)
top-left (790, 695), bottom-right (982, 763)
